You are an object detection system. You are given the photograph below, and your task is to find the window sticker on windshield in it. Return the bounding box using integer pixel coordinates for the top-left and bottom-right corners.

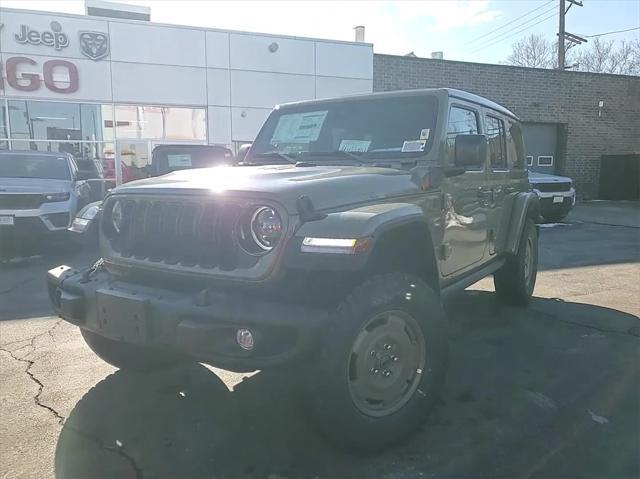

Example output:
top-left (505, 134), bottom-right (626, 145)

top-left (339, 139), bottom-right (371, 153)
top-left (167, 154), bottom-right (192, 167)
top-left (271, 110), bottom-right (328, 144)
top-left (420, 128), bottom-right (430, 140)
top-left (401, 140), bottom-right (426, 153)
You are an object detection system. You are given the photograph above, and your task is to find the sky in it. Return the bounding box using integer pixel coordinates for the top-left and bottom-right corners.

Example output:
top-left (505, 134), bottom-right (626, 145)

top-left (2, 0), bottom-right (639, 65)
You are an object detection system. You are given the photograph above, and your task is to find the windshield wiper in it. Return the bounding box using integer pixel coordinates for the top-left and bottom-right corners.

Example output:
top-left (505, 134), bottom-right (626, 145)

top-left (250, 152), bottom-right (298, 164)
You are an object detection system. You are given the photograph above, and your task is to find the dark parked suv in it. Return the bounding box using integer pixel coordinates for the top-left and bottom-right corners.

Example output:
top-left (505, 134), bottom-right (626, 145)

top-left (48, 89), bottom-right (540, 448)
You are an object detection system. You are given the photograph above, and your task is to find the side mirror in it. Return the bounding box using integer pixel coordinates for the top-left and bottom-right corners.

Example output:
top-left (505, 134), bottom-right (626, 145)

top-left (454, 134), bottom-right (487, 169)
top-left (236, 144), bottom-right (251, 162)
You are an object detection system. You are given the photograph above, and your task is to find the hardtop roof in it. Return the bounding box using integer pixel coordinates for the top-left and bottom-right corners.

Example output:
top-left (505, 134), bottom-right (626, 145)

top-left (277, 88), bottom-right (519, 120)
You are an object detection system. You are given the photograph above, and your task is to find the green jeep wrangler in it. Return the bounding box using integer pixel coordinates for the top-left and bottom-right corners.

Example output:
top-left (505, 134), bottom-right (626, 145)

top-left (48, 88), bottom-right (539, 449)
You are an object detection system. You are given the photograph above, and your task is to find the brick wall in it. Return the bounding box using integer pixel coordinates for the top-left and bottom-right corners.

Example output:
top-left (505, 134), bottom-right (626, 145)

top-left (373, 54), bottom-right (640, 198)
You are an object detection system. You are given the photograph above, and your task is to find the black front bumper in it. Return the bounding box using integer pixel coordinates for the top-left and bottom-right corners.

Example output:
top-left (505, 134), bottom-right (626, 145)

top-left (539, 196), bottom-right (574, 216)
top-left (47, 265), bottom-right (329, 370)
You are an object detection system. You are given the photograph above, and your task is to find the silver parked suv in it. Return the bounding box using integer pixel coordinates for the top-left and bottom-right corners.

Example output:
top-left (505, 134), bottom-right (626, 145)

top-left (0, 150), bottom-right (91, 256)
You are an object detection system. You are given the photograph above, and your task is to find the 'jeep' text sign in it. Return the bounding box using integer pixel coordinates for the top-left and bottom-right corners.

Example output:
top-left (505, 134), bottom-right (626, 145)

top-left (15, 22), bottom-right (70, 51)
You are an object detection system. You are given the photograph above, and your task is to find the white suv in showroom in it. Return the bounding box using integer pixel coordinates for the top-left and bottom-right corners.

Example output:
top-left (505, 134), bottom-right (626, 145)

top-left (0, 150), bottom-right (91, 257)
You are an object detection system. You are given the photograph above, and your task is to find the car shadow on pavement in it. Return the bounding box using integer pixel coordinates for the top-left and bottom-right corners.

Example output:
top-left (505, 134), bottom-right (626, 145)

top-left (55, 291), bottom-right (639, 479)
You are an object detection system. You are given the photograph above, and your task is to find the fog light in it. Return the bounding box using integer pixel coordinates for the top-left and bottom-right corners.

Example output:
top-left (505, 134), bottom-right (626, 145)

top-left (236, 328), bottom-right (255, 351)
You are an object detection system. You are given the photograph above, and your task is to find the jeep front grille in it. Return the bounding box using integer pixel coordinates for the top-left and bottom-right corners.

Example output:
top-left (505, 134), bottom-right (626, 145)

top-left (532, 182), bottom-right (571, 193)
top-left (104, 197), bottom-right (243, 270)
top-left (0, 194), bottom-right (43, 209)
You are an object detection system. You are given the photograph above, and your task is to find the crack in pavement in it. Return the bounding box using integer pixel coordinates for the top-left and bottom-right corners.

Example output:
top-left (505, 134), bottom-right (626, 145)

top-left (1, 320), bottom-right (143, 477)
top-left (0, 318), bottom-right (63, 349)
top-left (0, 319), bottom-right (65, 425)
top-left (66, 426), bottom-right (143, 479)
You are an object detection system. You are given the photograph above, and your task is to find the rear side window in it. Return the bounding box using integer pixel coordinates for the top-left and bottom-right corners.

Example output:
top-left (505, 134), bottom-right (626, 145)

top-left (509, 121), bottom-right (525, 169)
top-left (485, 115), bottom-right (507, 169)
top-left (446, 106), bottom-right (479, 164)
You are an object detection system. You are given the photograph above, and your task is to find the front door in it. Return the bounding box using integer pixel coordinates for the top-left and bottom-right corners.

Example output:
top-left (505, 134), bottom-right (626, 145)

top-left (439, 104), bottom-right (489, 277)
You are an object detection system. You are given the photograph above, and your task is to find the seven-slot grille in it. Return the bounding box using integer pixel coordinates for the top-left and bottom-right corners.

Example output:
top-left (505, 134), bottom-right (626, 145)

top-left (0, 194), bottom-right (43, 209)
top-left (532, 182), bottom-right (572, 193)
top-left (105, 197), bottom-right (243, 269)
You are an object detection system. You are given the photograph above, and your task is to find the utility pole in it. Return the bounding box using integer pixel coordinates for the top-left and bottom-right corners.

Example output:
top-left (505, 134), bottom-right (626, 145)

top-left (558, 0), bottom-right (566, 70)
top-left (558, 0), bottom-right (587, 70)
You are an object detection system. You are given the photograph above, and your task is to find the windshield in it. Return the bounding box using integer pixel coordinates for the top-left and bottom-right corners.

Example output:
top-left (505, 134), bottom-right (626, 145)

top-left (0, 154), bottom-right (71, 180)
top-left (251, 95), bottom-right (438, 161)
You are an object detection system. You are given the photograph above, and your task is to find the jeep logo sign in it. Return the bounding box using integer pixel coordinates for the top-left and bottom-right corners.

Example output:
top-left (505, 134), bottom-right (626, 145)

top-left (14, 21), bottom-right (69, 51)
top-left (79, 31), bottom-right (109, 61)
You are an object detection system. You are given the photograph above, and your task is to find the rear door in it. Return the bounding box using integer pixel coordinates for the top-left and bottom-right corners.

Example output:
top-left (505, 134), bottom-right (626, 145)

top-left (483, 112), bottom-right (509, 256)
top-left (439, 103), bottom-right (490, 277)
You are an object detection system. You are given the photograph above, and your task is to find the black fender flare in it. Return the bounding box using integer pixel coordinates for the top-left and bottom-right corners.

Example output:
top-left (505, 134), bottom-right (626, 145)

top-left (504, 192), bottom-right (541, 256)
top-left (284, 202), bottom-right (440, 273)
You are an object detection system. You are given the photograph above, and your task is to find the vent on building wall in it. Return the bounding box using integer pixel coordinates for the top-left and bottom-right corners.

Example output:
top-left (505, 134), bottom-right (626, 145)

top-left (85, 0), bottom-right (151, 21)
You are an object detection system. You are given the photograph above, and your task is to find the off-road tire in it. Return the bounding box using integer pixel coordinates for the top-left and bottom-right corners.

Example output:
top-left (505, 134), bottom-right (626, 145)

top-left (304, 273), bottom-right (448, 450)
top-left (494, 218), bottom-right (538, 306)
top-left (81, 329), bottom-right (188, 372)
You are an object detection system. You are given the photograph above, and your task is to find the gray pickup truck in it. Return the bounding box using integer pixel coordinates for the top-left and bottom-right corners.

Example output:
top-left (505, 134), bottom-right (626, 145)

top-left (48, 88), bottom-right (540, 449)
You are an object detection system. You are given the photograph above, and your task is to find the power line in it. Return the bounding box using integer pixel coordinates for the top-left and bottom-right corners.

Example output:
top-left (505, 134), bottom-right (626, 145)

top-left (470, 11), bottom-right (559, 54)
top-left (466, 0), bottom-right (556, 45)
top-left (469, 4), bottom-right (558, 51)
top-left (583, 26), bottom-right (640, 38)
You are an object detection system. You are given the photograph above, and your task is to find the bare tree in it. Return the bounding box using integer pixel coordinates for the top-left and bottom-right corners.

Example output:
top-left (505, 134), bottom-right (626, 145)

top-left (506, 34), bottom-right (556, 68)
top-left (506, 33), bottom-right (576, 69)
top-left (575, 37), bottom-right (640, 75)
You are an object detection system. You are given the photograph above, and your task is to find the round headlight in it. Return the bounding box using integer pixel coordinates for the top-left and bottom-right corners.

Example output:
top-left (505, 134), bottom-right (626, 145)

top-left (250, 206), bottom-right (282, 251)
top-left (111, 200), bottom-right (123, 233)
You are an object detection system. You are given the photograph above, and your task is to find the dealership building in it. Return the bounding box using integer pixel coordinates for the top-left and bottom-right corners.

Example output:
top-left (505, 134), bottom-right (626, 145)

top-left (1, 2), bottom-right (638, 198)
top-left (0, 3), bottom-right (373, 185)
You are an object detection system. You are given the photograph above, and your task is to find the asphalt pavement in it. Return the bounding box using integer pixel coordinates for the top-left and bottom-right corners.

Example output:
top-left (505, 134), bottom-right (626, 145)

top-left (0, 201), bottom-right (638, 479)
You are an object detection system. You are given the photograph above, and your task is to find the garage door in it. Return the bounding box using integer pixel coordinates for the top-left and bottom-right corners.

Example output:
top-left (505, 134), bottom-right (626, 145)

top-left (521, 123), bottom-right (557, 174)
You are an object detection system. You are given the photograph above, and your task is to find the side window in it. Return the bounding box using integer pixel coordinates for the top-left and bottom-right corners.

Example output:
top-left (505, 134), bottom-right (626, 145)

top-left (447, 106), bottom-right (479, 166)
top-left (509, 121), bottom-right (525, 169)
top-left (485, 115), bottom-right (507, 169)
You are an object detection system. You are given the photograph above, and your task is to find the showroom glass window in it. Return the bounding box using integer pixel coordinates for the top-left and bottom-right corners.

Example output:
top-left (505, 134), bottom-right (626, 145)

top-left (0, 100), bottom-right (7, 150)
top-left (114, 105), bottom-right (206, 141)
top-left (6, 100), bottom-right (116, 179)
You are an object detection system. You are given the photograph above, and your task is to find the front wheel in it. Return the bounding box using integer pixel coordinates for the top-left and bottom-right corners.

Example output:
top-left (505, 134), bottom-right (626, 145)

top-left (494, 218), bottom-right (538, 306)
top-left (81, 329), bottom-right (189, 372)
top-left (304, 273), bottom-right (448, 450)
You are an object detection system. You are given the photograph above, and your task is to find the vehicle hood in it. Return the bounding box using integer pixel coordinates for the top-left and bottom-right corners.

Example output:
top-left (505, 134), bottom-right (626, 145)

top-left (527, 171), bottom-right (573, 183)
top-left (112, 165), bottom-right (423, 213)
top-left (0, 177), bottom-right (72, 194)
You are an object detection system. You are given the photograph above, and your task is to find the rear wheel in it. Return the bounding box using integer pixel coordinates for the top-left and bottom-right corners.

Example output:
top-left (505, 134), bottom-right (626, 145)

top-left (81, 329), bottom-right (189, 372)
top-left (494, 218), bottom-right (538, 306)
top-left (304, 273), bottom-right (448, 449)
